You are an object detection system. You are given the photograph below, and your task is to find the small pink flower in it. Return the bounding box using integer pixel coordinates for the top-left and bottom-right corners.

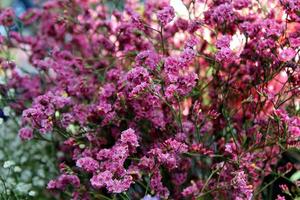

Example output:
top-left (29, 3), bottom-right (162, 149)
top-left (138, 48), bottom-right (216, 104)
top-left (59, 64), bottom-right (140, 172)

top-left (47, 174), bottom-right (80, 190)
top-left (233, 0), bottom-right (251, 9)
top-left (47, 180), bottom-right (58, 190)
top-left (0, 8), bottom-right (15, 26)
top-left (165, 84), bottom-right (177, 100)
top-left (157, 6), bottom-right (175, 26)
top-left (182, 181), bottom-right (199, 197)
top-left (76, 157), bottom-right (99, 173)
top-left (18, 127), bottom-right (33, 141)
top-left (289, 37), bottom-right (300, 48)
top-left (90, 171), bottom-right (113, 189)
top-left (121, 128), bottom-right (139, 147)
top-left (276, 195), bottom-right (286, 200)
top-left (216, 35), bottom-right (231, 49)
top-left (279, 48), bottom-right (296, 62)
top-left (216, 47), bottom-right (235, 62)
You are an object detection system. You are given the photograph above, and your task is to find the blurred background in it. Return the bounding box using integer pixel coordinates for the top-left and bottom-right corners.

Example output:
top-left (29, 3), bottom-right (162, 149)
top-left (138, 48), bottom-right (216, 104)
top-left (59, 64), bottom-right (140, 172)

top-left (1, 0), bottom-right (36, 14)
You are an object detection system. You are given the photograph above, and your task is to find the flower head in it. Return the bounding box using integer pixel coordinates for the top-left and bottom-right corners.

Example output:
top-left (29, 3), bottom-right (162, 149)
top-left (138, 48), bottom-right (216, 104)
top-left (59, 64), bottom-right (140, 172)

top-left (157, 6), bottom-right (175, 26)
top-left (76, 157), bottom-right (99, 173)
top-left (279, 48), bottom-right (297, 62)
top-left (18, 127), bottom-right (33, 141)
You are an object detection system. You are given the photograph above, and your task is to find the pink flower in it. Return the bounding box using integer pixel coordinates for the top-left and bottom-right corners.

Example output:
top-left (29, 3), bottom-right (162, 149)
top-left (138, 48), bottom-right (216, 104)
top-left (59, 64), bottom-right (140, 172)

top-left (279, 48), bottom-right (297, 62)
top-left (216, 47), bottom-right (235, 62)
top-left (233, 0), bottom-right (251, 9)
top-left (20, 8), bottom-right (41, 25)
top-left (90, 171), bottom-right (113, 189)
top-left (175, 18), bottom-right (189, 30)
top-left (47, 174), bottom-right (80, 190)
top-left (216, 35), bottom-right (231, 49)
top-left (165, 84), bottom-right (177, 100)
top-left (90, 170), bottom-right (133, 193)
top-left (0, 8), bottom-right (15, 26)
top-left (106, 175), bottom-right (133, 193)
top-left (289, 37), bottom-right (300, 48)
top-left (76, 157), bottom-right (99, 173)
top-left (142, 195), bottom-right (160, 200)
top-left (179, 48), bottom-right (196, 65)
top-left (135, 50), bottom-right (161, 71)
top-left (231, 171), bottom-right (253, 200)
top-left (139, 156), bottom-right (155, 170)
top-left (164, 139), bottom-right (188, 153)
top-left (182, 181), bottom-right (199, 197)
top-left (121, 128), bottom-right (139, 147)
top-left (157, 6), bottom-right (175, 26)
top-left (205, 3), bottom-right (235, 26)
top-left (18, 127), bottom-right (33, 141)
top-left (276, 195), bottom-right (286, 200)
top-left (150, 170), bottom-right (170, 199)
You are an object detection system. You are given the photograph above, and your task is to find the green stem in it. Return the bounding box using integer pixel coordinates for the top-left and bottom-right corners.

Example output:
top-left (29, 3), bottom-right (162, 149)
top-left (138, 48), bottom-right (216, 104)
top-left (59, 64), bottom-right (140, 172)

top-left (200, 168), bottom-right (219, 194)
top-left (254, 175), bottom-right (280, 196)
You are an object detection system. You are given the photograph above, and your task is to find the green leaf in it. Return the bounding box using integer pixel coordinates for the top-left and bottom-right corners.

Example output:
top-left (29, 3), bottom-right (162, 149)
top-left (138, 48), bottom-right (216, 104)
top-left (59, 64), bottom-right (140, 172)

top-left (290, 171), bottom-right (300, 182)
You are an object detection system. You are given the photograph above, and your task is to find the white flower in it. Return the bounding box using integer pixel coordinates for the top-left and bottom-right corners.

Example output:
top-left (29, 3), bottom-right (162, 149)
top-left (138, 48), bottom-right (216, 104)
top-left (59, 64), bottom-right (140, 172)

top-left (3, 106), bottom-right (11, 116)
top-left (16, 183), bottom-right (32, 194)
top-left (28, 190), bottom-right (36, 196)
top-left (3, 160), bottom-right (16, 168)
top-left (13, 166), bottom-right (22, 173)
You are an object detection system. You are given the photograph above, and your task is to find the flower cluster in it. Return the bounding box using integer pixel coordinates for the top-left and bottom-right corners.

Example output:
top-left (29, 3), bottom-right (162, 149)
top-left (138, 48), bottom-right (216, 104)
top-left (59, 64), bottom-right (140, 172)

top-left (0, 0), bottom-right (300, 199)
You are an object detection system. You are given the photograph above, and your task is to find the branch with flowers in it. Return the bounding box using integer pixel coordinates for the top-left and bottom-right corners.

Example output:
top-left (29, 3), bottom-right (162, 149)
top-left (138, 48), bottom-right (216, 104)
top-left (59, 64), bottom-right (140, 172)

top-left (0, 0), bottom-right (299, 199)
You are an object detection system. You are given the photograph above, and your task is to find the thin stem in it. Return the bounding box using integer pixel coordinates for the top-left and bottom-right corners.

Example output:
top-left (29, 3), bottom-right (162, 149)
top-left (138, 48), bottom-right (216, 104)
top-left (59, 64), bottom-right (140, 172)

top-left (196, 186), bottom-right (225, 199)
top-left (254, 175), bottom-right (279, 196)
top-left (159, 26), bottom-right (166, 55)
top-left (200, 168), bottom-right (219, 194)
